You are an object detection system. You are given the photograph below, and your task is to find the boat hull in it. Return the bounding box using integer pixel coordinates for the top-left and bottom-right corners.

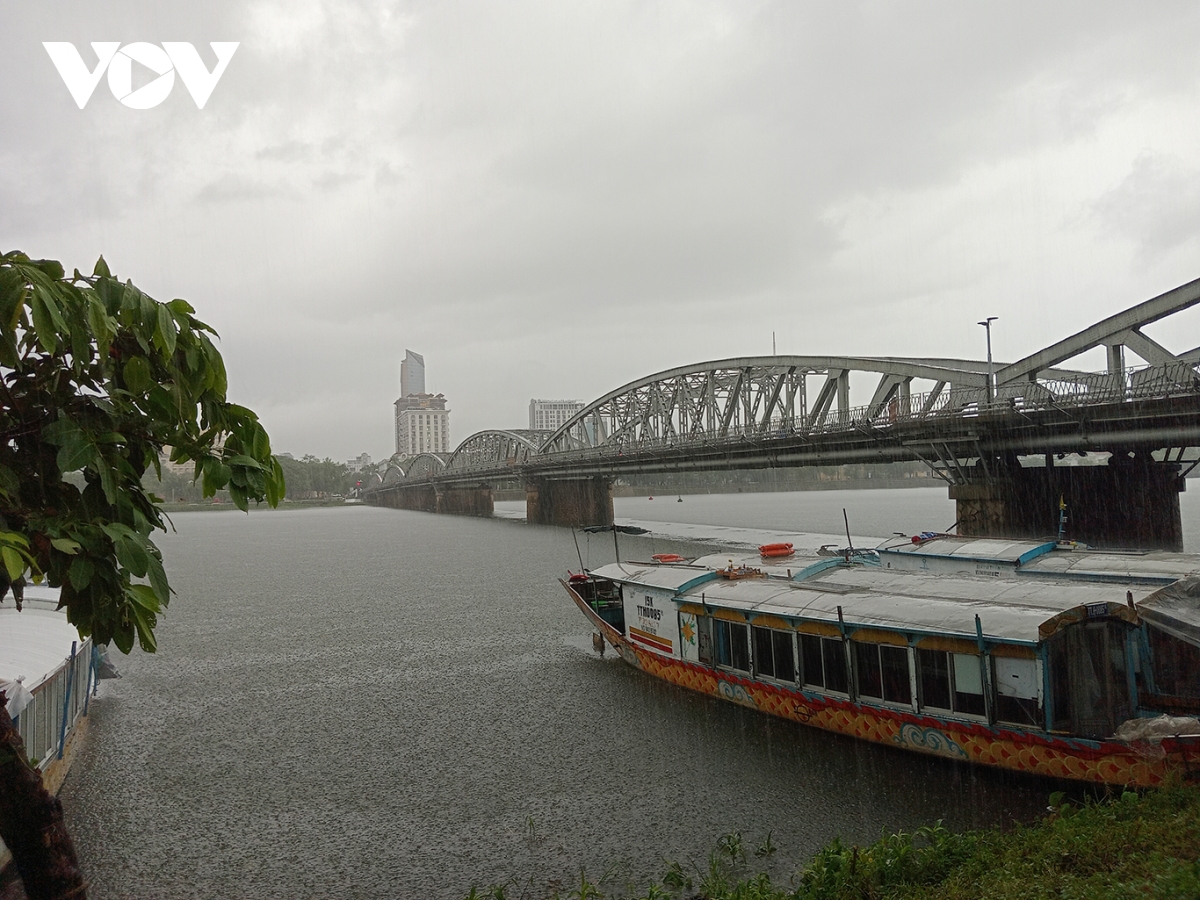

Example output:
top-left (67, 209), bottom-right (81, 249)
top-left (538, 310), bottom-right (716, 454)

top-left (564, 580), bottom-right (1200, 787)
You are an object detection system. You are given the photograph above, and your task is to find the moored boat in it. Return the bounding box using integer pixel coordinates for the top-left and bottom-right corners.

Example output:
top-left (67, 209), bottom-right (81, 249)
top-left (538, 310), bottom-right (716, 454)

top-left (562, 547), bottom-right (1200, 786)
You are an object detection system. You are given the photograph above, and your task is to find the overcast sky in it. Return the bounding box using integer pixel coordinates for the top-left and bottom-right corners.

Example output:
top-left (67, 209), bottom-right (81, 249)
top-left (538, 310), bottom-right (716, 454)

top-left (5, 2), bottom-right (1200, 461)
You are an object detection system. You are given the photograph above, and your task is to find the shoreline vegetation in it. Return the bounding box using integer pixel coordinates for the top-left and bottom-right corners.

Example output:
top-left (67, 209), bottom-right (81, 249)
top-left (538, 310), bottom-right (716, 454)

top-left (464, 784), bottom-right (1200, 900)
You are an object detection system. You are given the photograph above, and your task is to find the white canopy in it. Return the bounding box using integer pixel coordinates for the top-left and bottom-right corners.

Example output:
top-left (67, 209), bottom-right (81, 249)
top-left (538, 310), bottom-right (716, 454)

top-left (0, 586), bottom-right (82, 691)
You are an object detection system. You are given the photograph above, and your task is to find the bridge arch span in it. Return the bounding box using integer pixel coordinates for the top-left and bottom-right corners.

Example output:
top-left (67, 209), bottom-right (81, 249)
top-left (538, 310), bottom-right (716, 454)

top-left (402, 453), bottom-right (450, 481)
top-left (540, 355), bottom-right (991, 454)
top-left (445, 429), bottom-right (552, 473)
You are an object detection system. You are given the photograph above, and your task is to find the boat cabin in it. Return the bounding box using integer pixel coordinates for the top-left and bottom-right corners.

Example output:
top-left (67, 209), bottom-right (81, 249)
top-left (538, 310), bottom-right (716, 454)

top-left (578, 560), bottom-right (1200, 740)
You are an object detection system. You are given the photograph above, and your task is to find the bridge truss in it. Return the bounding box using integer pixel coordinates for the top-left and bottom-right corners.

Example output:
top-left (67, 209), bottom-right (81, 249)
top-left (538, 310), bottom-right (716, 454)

top-left (373, 277), bottom-right (1200, 487)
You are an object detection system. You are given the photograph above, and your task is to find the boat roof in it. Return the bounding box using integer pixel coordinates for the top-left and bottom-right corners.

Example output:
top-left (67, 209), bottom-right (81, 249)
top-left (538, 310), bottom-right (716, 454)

top-left (591, 560), bottom-right (1159, 645)
top-left (878, 535), bottom-right (1200, 583)
top-left (0, 585), bottom-right (83, 691)
top-left (1138, 577), bottom-right (1200, 646)
top-left (878, 536), bottom-right (1052, 564)
top-left (589, 562), bottom-right (717, 593)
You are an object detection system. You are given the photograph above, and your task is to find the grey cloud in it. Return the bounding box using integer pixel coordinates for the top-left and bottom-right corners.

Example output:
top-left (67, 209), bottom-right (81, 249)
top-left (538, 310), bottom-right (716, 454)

top-left (195, 173), bottom-right (290, 203)
top-left (1093, 153), bottom-right (1200, 260)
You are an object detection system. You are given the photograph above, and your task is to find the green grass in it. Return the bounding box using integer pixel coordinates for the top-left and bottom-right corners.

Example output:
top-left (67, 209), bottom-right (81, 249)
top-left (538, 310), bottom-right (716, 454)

top-left (463, 784), bottom-right (1200, 900)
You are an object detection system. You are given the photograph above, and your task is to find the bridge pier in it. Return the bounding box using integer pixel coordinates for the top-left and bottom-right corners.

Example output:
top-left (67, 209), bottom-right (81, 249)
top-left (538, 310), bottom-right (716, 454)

top-left (371, 484), bottom-right (439, 513)
top-left (526, 476), bottom-right (613, 527)
top-left (950, 457), bottom-right (1185, 550)
top-left (436, 485), bottom-right (494, 517)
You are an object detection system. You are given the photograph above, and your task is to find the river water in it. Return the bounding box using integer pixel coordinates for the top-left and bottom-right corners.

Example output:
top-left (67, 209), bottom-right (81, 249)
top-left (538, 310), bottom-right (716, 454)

top-left (60, 486), bottom-right (1199, 898)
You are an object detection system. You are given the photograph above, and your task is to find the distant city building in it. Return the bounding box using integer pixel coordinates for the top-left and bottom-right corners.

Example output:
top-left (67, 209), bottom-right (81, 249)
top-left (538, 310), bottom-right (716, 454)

top-left (529, 399), bottom-right (584, 431)
top-left (156, 447), bottom-right (194, 477)
top-left (347, 453), bottom-right (373, 472)
top-left (400, 350), bottom-right (425, 398)
top-left (395, 394), bottom-right (450, 456)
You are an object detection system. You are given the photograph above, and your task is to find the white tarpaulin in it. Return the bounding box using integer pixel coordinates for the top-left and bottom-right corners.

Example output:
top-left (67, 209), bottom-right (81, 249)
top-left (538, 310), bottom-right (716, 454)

top-left (1138, 577), bottom-right (1200, 648)
top-left (0, 589), bottom-right (82, 693)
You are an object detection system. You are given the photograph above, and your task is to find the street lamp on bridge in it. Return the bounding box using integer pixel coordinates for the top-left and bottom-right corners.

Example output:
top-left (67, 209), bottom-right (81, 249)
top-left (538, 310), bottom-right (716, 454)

top-left (978, 316), bottom-right (997, 403)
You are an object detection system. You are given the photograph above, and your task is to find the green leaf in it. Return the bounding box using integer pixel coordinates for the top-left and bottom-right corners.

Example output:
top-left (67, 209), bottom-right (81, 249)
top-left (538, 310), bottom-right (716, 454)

top-left (226, 454), bottom-right (263, 470)
top-left (59, 438), bottom-right (93, 474)
top-left (265, 457), bottom-right (286, 507)
top-left (0, 269), bottom-right (26, 333)
top-left (87, 296), bottom-right (113, 355)
top-left (96, 459), bottom-right (118, 505)
top-left (33, 283), bottom-right (68, 334)
top-left (31, 258), bottom-right (65, 280)
top-left (228, 481), bottom-right (248, 511)
top-left (93, 255), bottom-right (111, 277)
top-left (43, 416), bottom-right (92, 473)
top-left (112, 535), bottom-right (150, 578)
top-left (50, 537), bottom-right (81, 554)
top-left (28, 290), bottom-right (57, 353)
top-left (127, 583), bottom-right (161, 614)
top-left (1, 546), bottom-right (25, 581)
top-left (68, 556), bottom-right (95, 591)
top-left (130, 603), bottom-right (158, 653)
top-left (111, 621), bottom-right (134, 655)
top-left (154, 302), bottom-right (177, 357)
top-left (146, 553), bottom-right (170, 605)
top-left (123, 355), bottom-right (151, 393)
top-left (0, 532), bottom-right (29, 550)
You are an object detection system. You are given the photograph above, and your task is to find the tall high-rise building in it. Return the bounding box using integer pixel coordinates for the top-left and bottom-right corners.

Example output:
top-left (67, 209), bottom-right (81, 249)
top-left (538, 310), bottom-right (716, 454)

top-left (395, 350), bottom-right (449, 456)
top-left (394, 394), bottom-right (450, 456)
top-left (529, 399), bottom-right (584, 431)
top-left (400, 350), bottom-right (425, 398)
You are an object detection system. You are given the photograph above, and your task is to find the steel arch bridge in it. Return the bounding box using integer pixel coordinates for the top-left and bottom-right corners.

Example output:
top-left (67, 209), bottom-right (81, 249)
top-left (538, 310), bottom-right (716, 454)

top-left (377, 276), bottom-right (1200, 485)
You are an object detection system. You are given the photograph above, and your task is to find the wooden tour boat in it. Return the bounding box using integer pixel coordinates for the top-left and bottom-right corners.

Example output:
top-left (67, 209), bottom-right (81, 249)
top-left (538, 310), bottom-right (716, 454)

top-left (562, 535), bottom-right (1200, 786)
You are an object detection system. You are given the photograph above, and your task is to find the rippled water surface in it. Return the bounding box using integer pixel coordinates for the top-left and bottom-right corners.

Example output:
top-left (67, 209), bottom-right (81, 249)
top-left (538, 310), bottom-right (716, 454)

top-left (61, 487), bottom-right (1199, 898)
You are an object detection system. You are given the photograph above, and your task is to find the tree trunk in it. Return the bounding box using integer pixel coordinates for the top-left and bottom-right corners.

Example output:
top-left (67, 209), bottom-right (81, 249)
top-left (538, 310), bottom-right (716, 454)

top-left (0, 693), bottom-right (87, 900)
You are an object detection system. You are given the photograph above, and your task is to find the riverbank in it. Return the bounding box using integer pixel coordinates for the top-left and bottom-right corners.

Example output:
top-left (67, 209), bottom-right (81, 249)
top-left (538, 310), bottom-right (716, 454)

top-left (465, 783), bottom-right (1200, 899)
top-left (156, 497), bottom-right (357, 513)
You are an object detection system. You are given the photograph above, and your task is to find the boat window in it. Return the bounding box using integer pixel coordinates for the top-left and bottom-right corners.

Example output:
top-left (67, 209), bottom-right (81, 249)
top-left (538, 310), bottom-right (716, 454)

top-left (854, 643), bottom-right (912, 705)
top-left (918, 648), bottom-right (951, 710)
top-left (1148, 625), bottom-right (1200, 699)
top-left (917, 648), bottom-right (985, 717)
top-left (714, 619), bottom-right (750, 673)
top-left (1047, 621), bottom-right (1132, 738)
top-left (953, 653), bottom-right (986, 716)
top-left (752, 626), bottom-right (796, 682)
top-left (993, 656), bottom-right (1041, 726)
top-left (800, 634), bottom-right (823, 687)
top-left (823, 639), bottom-right (848, 694)
top-left (800, 634), bottom-right (848, 694)
top-left (696, 615), bottom-right (713, 665)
